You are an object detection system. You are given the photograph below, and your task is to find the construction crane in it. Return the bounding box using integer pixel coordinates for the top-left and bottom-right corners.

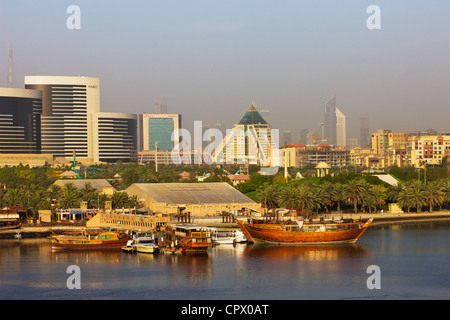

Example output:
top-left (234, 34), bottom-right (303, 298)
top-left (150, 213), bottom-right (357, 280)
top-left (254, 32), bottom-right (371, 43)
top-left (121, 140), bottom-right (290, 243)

top-left (297, 133), bottom-right (333, 147)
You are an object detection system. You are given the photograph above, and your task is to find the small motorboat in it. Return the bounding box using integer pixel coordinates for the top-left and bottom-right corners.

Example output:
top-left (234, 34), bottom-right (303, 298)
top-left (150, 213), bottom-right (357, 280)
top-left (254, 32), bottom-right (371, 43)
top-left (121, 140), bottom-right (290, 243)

top-left (133, 236), bottom-right (159, 254)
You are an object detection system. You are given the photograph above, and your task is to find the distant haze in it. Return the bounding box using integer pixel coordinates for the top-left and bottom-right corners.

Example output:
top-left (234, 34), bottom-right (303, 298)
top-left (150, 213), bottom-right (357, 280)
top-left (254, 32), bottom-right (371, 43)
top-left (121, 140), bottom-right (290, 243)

top-left (1, 1), bottom-right (449, 141)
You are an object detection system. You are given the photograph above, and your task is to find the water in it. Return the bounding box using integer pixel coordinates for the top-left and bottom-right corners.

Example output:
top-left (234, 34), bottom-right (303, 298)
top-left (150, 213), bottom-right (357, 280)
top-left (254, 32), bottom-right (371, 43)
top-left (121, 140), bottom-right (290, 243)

top-left (1, 222), bottom-right (449, 300)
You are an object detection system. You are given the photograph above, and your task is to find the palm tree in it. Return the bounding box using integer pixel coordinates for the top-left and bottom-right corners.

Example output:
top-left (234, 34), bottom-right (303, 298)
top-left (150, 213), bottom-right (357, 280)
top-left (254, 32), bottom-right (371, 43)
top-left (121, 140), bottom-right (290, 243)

top-left (333, 183), bottom-right (346, 212)
top-left (388, 182), bottom-right (405, 203)
top-left (342, 179), bottom-right (366, 213)
top-left (297, 184), bottom-right (320, 217)
top-left (440, 179), bottom-right (450, 209)
top-left (317, 182), bottom-right (336, 213)
top-left (422, 180), bottom-right (443, 213)
top-left (395, 188), bottom-right (414, 213)
top-left (46, 184), bottom-right (61, 207)
top-left (58, 183), bottom-right (81, 209)
top-left (277, 185), bottom-right (300, 211)
top-left (257, 184), bottom-right (279, 211)
top-left (111, 191), bottom-right (130, 209)
top-left (80, 182), bottom-right (98, 209)
top-left (371, 185), bottom-right (387, 212)
top-left (407, 180), bottom-right (427, 213)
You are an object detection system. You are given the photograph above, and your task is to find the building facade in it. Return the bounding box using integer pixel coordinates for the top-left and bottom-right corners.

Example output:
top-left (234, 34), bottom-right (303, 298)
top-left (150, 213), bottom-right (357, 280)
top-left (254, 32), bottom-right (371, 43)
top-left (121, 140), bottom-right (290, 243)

top-left (139, 114), bottom-right (181, 152)
top-left (25, 76), bottom-right (100, 162)
top-left (25, 76), bottom-right (137, 163)
top-left (92, 112), bottom-right (137, 163)
top-left (336, 107), bottom-right (346, 147)
top-left (323, 95), bottom-right (337, 145)
top-left (212, 104), bottom-right (278, 167)
top-left (282, 144), bottom-right (350, 168)
top-left (407, 135), bottom-right (450, 167)
top-left (0, 88), bottom-right (42, 153)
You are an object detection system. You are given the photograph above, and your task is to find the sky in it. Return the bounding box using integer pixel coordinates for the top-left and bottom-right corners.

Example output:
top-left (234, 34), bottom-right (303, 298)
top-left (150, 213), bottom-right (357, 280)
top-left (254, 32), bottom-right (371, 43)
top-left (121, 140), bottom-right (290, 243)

top-left (1, 0), bottom-right (450, 141)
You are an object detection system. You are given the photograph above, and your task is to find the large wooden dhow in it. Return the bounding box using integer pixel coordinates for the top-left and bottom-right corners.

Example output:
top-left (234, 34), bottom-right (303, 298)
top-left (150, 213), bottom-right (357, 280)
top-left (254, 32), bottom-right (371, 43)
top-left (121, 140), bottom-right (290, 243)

top-left (235, 216), bottom-right (373, 245)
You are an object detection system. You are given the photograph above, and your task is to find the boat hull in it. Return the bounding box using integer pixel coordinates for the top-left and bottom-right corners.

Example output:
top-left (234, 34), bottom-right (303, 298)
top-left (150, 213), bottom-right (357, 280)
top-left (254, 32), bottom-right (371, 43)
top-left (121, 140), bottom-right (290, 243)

top-left (134, 245), bottom-right (158, 254)
top-left (236, 218), bottom-right (373, 245)
top-left (52, 238), bottom-right (129, 250)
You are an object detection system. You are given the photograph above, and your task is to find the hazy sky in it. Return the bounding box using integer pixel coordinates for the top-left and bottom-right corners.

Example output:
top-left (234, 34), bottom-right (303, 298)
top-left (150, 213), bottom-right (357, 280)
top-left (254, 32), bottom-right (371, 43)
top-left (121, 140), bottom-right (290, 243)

top-left (1, 1), bottom-right (450, 140)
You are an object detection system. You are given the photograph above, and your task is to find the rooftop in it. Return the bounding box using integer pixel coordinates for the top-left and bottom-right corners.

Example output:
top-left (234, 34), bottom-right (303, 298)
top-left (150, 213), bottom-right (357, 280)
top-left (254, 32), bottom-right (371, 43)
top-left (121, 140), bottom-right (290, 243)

top-left (125, 182), bottom-right (256, 205)
top-left (238, 104), bottom-right (268, 126)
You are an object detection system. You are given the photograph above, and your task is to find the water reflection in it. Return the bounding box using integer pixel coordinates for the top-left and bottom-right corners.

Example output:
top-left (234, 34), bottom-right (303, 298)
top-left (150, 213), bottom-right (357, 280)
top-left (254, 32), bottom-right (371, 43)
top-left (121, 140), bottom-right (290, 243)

top-left (241, 244), bottom-right (367, 261)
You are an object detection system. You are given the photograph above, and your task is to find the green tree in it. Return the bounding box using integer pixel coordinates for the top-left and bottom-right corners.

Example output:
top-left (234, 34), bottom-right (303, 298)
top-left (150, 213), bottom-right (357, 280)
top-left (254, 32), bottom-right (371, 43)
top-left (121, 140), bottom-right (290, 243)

top-left (342, 179), bottom-right (366, 213)
top-left (407, 180), bottom-right (427, 213)
top-left (422, 180), bottom-right (443, 213)
top-left (58, 183), bottom-right (81, 209)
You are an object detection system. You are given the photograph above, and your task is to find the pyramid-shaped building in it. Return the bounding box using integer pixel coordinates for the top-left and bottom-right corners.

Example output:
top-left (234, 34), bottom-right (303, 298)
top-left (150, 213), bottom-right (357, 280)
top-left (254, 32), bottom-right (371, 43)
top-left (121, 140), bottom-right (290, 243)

top-left (212, 104), bottom-right (279, 166)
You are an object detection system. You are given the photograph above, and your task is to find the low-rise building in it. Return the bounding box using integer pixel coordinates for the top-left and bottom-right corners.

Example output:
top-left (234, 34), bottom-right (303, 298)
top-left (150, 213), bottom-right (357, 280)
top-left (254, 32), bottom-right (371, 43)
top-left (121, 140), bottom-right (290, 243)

top-left (124, 182), bottom-right (260, 217)
top-left (282, 144), bottom-right (350, 168)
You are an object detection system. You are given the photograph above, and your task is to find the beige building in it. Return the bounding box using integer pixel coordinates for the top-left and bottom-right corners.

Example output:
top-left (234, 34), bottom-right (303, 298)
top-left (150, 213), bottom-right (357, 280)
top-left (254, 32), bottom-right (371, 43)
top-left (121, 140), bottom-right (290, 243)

top-left (407, 135), bottom-right (450, 167)
top-left (372, 129), bottom-right (408, 155)
top-left (124, 182), bottom-right (260, 217)
top-left (282, 144), bottom-right (349, 168)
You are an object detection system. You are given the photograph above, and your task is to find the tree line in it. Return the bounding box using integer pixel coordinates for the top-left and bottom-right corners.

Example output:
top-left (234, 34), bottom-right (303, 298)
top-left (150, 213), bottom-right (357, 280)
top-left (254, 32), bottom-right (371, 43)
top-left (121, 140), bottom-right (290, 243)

top-left (0, 182), bottom-right (141, 219)
top-left (256, 178), bottom-right (450, 216)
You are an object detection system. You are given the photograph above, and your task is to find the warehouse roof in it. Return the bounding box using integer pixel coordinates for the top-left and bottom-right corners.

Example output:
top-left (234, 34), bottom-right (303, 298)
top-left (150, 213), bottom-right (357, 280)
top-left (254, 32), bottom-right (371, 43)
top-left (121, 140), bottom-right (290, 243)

top-left (125, 182), bottom-right (256, 205)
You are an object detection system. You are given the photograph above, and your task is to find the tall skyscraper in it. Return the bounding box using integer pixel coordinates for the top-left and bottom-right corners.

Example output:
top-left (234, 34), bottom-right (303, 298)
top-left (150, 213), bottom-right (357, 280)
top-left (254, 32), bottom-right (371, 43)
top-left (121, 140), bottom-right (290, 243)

top-left (0, 88), bottom-right (42, 153)
top-left (25, 76), bottom-right (100, 160)
top-left (336, 107), bottom-right (346, 147)
top-left (323, 95), bottom-right (337, 145)
top-left (360, 117), bottom-right (370, 148)
top-left (154, 103), bottom-right (168, 114)
top-left (25, 76), bottom-right (137, 163)
top-left (283, 131), bottom-right (292, 146)
top-left (139, 113), bottom-right (181, 151)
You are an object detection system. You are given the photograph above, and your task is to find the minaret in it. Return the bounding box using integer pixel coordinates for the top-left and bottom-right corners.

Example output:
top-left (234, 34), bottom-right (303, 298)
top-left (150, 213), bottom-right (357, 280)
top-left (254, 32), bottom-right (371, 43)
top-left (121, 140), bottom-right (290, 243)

top-left (7, 44), bottom-right (13, 87)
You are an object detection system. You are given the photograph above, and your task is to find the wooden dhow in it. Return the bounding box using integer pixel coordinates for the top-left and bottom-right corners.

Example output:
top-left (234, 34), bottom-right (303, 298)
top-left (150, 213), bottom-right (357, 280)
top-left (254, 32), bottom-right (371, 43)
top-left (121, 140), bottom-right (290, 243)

top-left (235, 216), bottom-right (373, 245)
top-left (51, 231), bottom-right (130, 250)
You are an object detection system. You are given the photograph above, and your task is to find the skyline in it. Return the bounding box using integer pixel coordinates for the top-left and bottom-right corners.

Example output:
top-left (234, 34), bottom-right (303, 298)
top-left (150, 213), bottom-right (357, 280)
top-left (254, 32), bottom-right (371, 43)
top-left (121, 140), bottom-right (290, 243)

top-left (1, 1), bottom-right (450, 139)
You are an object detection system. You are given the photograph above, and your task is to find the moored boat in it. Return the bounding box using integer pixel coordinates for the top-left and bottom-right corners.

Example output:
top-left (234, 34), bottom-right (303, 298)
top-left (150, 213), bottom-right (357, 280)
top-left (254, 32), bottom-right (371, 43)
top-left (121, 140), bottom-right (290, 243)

top-left (133, 236), bottom-right (159, 254)
top-left (51, 231), bottom-right (130, 250)
top-left (161, 223), bottom-right (213, 253)
top-left (235, 217), bottom-right (373, 245)
top-left (205, 227), bottom-right (247, 244)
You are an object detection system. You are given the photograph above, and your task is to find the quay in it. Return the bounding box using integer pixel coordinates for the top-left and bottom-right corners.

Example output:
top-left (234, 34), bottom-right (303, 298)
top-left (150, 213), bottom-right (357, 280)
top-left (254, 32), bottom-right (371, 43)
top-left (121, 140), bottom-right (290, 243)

top-left (2, 211), bottom-right (450, 239)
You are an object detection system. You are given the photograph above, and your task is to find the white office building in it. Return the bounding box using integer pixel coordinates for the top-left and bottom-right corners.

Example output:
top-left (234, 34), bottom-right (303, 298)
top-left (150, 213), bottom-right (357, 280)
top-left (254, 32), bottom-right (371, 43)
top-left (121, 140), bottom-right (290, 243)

top-left (25, 76), bottom-right (137, 163)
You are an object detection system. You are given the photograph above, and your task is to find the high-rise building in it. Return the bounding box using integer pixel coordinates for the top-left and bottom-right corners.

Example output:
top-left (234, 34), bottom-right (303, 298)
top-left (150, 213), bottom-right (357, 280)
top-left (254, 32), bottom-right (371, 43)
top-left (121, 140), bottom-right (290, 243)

top-left (0, 88), bottom-right (42, 153)
top-left (93, 112), bottom-right (137, 163)
top-left (154, 103), bottom-right (167, 114)
top-left (323, 95), bottom-right (337, 145)
top-left (25, 76), bottom-right (137, 163)
top-left (283, 131), bottom-right (292, 146)
top-left (212, 104), bottom-right (278, 166)
top-left (360, 117), bottom-right (370, 148)
top-left (336, 107), bottom-right (346, 147)
top-left (25, 76), bottom-right (100, 161)
top-left (139, 114), bottom-right (181, 151)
